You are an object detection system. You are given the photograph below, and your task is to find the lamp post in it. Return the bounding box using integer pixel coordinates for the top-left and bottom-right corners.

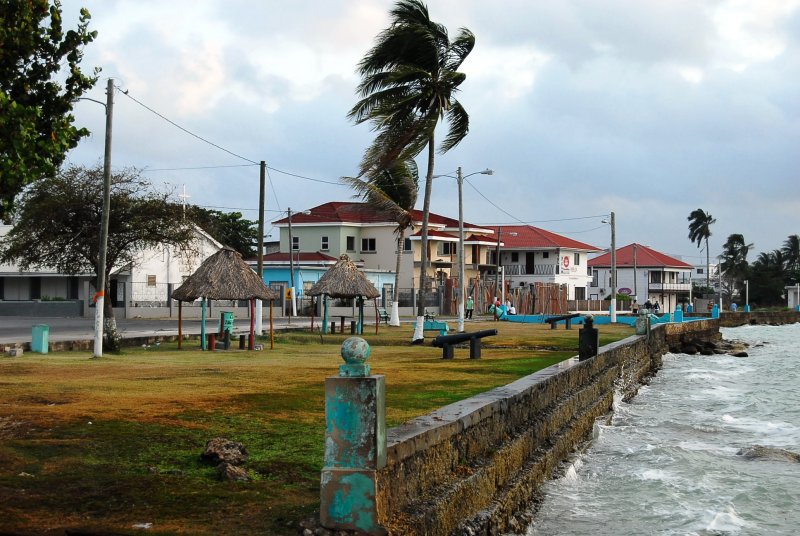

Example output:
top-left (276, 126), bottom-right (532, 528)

top-left (77, 78), bottom-right (114, 358)
top-left (433, 167), bottom-right (493, 332)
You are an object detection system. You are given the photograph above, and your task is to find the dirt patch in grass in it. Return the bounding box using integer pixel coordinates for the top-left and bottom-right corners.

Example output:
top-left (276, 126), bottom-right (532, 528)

top-left (0, 319), bottom-right (632, 535)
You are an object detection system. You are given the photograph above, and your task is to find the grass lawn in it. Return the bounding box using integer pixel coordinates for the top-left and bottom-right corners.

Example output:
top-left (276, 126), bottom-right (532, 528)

top-left (0, 319), bottom-right (633, 535)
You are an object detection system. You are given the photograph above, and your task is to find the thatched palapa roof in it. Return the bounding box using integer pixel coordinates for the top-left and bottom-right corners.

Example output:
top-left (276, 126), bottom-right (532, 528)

top-left (307, 254), bottom-right (380, 299)
top-left (171, 247), bottom-right (280, 301)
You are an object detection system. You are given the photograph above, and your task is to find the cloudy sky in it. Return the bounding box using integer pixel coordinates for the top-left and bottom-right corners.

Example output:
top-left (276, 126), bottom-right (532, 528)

top-left (62, 0), bottom-right (800, 264)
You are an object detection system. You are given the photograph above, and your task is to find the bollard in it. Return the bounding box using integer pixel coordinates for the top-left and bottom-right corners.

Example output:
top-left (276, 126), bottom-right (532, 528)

top-left (578, 315), bottom-right (599, 361)
top-left (350, 320), bottom-right (357, 335)
top-left (674, 306), bottom-right (684, 323)
top-left (712, 303), bottom-right (720, 319)
top-left (635, 312), bottom-right (648, 335)
top-left (320, 337), bottom-right (386, 534)
top-left (31, 324), bottom-right (49, 354)
top-left (239, 334), bottom-right (246, 350)
top-left (208, 333), bottom-right (216, 352)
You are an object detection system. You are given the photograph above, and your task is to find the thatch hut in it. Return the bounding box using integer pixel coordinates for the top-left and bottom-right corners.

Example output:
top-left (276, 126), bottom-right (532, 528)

top-left (308, 254), bottom-right (380, 335)
top-left (171, 247), bottom-right (280, 349)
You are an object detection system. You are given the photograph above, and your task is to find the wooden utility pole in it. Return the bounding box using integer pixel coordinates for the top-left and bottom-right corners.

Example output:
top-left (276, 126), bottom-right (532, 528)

top-left (94, 78), bottom-right (114, 358)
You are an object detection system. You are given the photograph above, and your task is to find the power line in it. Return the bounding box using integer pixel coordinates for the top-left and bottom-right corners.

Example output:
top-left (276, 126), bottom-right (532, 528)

top-left (143, 164), bottom-right (258, 172)
top-left (117, 87), bottom-right (259, 165)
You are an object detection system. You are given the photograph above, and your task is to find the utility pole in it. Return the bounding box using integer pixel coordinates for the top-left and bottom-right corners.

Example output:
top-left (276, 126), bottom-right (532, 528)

top-left (256, 161), bottom-right (266, 335)
top-left (287, 207), bottom-right (294, 323)
top-left (633, 243), bottom-right (638, 301)
top-left (93, 78), bottom-right (114, 358)
top-left (457, 167), bottom-right (465, 332)
top-left (609, 211), bottom-right (617, 323)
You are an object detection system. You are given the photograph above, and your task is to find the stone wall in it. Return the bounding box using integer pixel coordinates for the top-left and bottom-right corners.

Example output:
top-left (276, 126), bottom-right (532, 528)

top-left (718, 310), bottom-right (800, 328)
top-left (374, 321), bottom-right (718, 535)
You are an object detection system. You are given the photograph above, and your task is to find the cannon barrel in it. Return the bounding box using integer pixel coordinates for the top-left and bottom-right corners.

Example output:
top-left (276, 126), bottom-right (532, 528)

top-left (432, 329), bottom-right (498, 347)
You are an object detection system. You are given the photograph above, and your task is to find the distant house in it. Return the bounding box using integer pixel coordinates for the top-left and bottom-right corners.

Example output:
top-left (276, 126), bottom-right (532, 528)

top-left (588, 243), bottom-right (693, 311)
top-left (487, 225), bottom-right (603, 300)
top-left (0, 224), bottom-right (222, 317)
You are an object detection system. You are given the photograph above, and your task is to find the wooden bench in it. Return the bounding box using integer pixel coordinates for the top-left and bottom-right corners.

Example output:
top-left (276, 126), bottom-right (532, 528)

top-left (379, 309), bottom-right (390, 324)
top-left (423, 320), bottom-right (449, 336)
top-left (544, 313), bottom-right (581, 330)
top-left (432, 329), bottom-right (498, 359)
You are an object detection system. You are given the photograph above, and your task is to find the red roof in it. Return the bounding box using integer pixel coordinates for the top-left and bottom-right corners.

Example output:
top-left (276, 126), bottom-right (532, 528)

top-left (254, 251), bottom-right (339, 263)
top-left (491, 225), bottom-right (602, 251)
top-left (408, 229), bottom-right (459, 240)
top-left (272, 201), bottom-right (489, 230)
top-left (588, 243), bottom-right (693, 269)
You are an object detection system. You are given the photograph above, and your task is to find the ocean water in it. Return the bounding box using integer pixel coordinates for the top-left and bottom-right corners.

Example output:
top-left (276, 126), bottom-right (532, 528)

top-left (527, 323), bottom-right (800, 536)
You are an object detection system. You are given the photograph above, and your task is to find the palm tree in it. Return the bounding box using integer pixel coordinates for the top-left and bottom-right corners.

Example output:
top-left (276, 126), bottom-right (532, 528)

top-left (349, 0), bottom-right (475, 342)
top-left (782, 234), bottom-right (800, 283)
top-left (720, 233), bottom-right (753, 303)
top-left (687, 209), bottom-right (716, 289)
top-left (342, 158), bottom-right (419, 326)
top-left (749, 250), bottom-right (786, 306)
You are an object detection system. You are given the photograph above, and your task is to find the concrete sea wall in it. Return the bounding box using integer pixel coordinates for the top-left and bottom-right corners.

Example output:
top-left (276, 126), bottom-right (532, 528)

top-left (374, 319), bottom-right (720, 535)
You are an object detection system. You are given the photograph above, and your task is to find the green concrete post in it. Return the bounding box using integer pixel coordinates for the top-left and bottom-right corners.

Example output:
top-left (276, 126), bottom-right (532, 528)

top-left (320, 337), bottom-right (386, 534)
top-left (322, 295), bottom-right (329, 334)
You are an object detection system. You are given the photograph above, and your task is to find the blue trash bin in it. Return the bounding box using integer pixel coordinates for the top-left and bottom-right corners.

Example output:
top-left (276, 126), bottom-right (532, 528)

top-left (32, 324), bottom-right (49, 354)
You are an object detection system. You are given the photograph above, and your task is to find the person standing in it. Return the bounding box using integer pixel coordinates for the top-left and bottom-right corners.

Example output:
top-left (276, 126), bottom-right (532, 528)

top-left (466, 296), bottom-right (474, 319)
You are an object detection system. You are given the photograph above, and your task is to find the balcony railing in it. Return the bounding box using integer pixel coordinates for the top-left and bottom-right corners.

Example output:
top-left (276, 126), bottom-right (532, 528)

top-left (648, 282), bottom-right (692, 292)
top-left (487, 264), bottom-right (559, 276)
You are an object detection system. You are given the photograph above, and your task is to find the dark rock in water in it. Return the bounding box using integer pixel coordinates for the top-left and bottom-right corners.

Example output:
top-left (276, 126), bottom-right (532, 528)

top-left (733, 351), bottom-right (749, 357)
top-left (669, 345), bottom-right (682, 354)
top-left (700, 348), bottom-right (714, 356)
top-left (201, 437), bottom-right (248, 465)
top-left (217, 462), bottom-right (250, 481)
top-left (737, 445), bottom-right (800, 463)
top-left (681, 344), bottom-right (698, 355)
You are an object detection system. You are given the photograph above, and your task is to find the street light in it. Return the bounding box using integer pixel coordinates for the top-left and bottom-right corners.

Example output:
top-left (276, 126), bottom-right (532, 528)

top-left (601, 212), bottom-right (616, 322)
top-left (433, 167), bottom-right (493, 333)
top-left (77, 78), bottom-right (114, 358)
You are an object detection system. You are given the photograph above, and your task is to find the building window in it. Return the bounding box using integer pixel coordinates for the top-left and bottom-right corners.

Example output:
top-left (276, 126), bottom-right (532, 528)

top-left (440, 242), bottom-right (456, 255)
top-left (403, 238), bottom-right (412, 252)
top-left (346, 236), bottom-right (355, 251)
top-left (697, 268), bottom-right (704, 274)
top-left (147, 275), bottom-right (157, 287)
top-left (292, 236), bottom-right (299, 251)
top-left (321, 236), bottom-right (329, 251)
top-left (511, 252), bottom-right (519, 262)
top-left (592, 270), bottom-right (599, 286)
top-left (361, 238), bottom-right (376, 252)
top-left (574, 252), bottom-right (580, 266)
top-left (542, 251), bottom-right (550, 259)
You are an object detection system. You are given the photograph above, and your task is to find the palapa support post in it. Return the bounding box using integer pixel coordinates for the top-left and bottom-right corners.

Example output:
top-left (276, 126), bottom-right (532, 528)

top-left (177, 301), bottom-right (183, 350)
top-left (248, 298), bottom-right (255, 350)
top-left (320, 337), bottom-right (386, 534)
top-left (201, 297), bottom-right (207, 351)
top-left (322, 295), bottom-right (329, 335)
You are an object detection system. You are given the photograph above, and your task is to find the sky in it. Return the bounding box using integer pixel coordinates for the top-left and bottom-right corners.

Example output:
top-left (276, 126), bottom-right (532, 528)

top-left (61, 0), bottom-right (800, 265)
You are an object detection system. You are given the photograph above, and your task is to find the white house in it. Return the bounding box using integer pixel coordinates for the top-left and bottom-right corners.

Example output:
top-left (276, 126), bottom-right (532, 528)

top-left (588, 243), bottom-right (693, 312)
top-left (0, 224), bottom-right (222, 316)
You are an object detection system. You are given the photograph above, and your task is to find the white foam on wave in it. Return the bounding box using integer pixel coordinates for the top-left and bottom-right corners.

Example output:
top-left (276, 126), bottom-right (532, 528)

top-left (705, 505), bottom-right (747, 531)
top-left (722, 414), bottom-right (736, 422)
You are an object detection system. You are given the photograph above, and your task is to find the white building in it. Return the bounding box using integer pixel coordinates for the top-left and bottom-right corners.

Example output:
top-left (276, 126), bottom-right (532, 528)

top-left (588, 243), bottom-right (693, 312)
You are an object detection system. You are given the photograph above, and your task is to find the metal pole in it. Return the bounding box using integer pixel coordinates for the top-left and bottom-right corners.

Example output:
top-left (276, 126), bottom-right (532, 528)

top-left (745, 279), bottom-right (749, 309)
top-left (287, 207), bottom-right (294, 323)
top-left (632, 243), bottom-right (638, 300)
top-left (93, 78), bottom-right (114, 358)
top-left (457, 167), bottom-right (465, 332)
top-left (494, 227), bottom-right (502, 301)
top-left (610, 211), bottom-right (617, 323)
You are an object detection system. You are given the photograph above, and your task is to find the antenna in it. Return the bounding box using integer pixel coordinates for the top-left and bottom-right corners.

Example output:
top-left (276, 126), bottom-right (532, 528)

top-left (179, 184), bottom-right (190, 219)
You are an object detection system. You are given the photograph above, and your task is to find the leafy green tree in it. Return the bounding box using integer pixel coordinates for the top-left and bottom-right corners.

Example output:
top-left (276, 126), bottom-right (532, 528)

top-left (0, 165), bottom-right (195, 348)
top-left (687, 208), bottom-right (716, 289)
top-left (343, 158), bottom-right (419, 326)
top-left (349, 0), bottom-right (475, 341)
top-left (186, 207), bottom-right (258, 258)
top-left (0, 0), bottom-right (99, 220)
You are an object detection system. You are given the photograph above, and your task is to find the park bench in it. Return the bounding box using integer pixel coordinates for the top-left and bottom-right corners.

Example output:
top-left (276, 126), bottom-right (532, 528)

top-left (423, 320), bottom-right (449, 336)
top-left (544, 313), bottom-right (581, 330)
top-left (432, 329), bottom-right (498, 359)
top-left (379, 309), bottom-right (390, 324)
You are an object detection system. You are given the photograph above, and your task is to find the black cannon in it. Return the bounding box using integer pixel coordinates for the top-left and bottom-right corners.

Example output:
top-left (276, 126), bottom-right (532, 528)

top-left (544, 313), bottom-right (581, 330)
top-left (432, 329), bottom-right (498, 359)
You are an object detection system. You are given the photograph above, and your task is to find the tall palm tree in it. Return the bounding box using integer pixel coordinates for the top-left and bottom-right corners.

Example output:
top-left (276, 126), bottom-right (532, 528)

top-left (349, 0), bottom-right (475, 342)
top-left (782, 234), bottom-right (800, 282)
top-left (749, 250), bottom-right (786, 306)
top-left (687, 208), bottom-right (716, 289)
top-left (342, 158), bottom-right (419, 326)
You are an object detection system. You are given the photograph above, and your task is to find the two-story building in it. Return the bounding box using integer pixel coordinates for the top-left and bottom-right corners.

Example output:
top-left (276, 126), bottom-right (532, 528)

top-left (588, 243), bottom-right (693, 311)
top-left (483, 225), bottom-right (603, 300)
top-left (270, 202), bottom-right (497, 299)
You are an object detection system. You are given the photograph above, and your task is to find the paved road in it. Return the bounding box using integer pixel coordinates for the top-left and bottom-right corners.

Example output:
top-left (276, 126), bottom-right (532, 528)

top-left (0, 316), bottom-right (316, 346)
